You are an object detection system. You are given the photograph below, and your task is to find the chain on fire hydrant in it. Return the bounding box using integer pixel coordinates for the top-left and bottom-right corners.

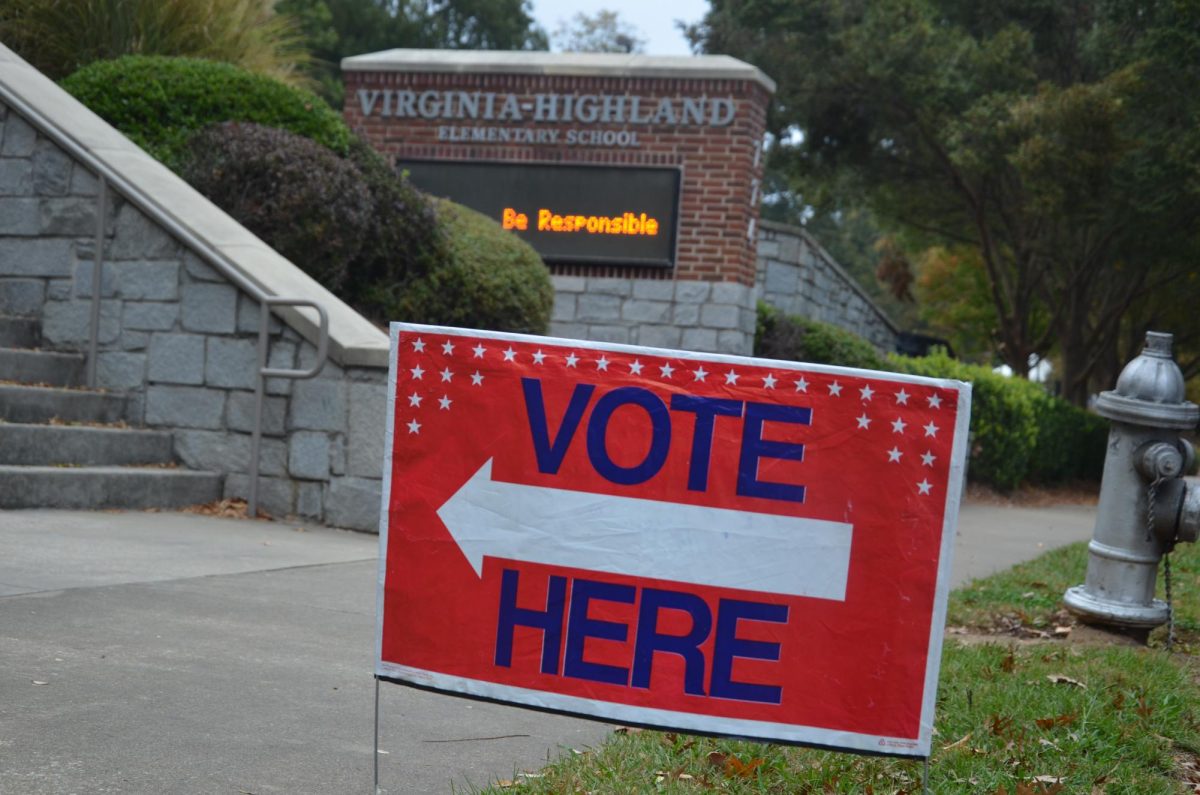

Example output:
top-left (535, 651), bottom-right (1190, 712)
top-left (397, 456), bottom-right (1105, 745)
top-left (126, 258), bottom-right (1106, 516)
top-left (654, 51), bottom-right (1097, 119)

top-left (1064, 331), bottom-right (1200, 634)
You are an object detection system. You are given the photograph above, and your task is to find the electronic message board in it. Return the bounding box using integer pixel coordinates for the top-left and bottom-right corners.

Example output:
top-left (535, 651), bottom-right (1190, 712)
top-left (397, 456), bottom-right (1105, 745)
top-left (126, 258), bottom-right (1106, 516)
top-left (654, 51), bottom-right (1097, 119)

top-left (398, 161), bottom-right (679, 267)
top-left (375, 324), bottom-right (971, 757)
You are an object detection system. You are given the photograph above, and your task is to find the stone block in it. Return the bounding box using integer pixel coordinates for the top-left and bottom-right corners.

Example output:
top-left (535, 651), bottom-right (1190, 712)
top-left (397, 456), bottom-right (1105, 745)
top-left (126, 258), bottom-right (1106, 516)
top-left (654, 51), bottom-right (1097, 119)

top-left (325, 476), bottom-right (383, 531)
top-left (548, 321), bottom-right (588, 341)
top-left (148, 333), bottom-right (205, 385)
top-left (237, 294), bottom-right (282, 334)
top-left (576, 293), bottom-right (621, 321)
top-left (259, 438), bottom-right (288, 477)
top-left (587, 324), bottom-right (631, 344)
top-left (681, 328), bottom-right (718, 352)
top-left (288, 378), bottom-right (346, 432)
top-left (174, 430), bottom-right (250, 473)
top-left (1, 115), bottom-right (35, 157)
top-left (182, 251), bottom-right (223, 282)
top-left (675, 281), bottom-right (711, 304)
top-left (756, 239), bottom-right (780, 258)
top-left (0, 198), bottom-right (39, 234)
top-left (621, 299), bottom-right (671, 324)
top-left (73, 260), bottom-right (116, 298)
top-left (46, 278), bottom-right (70, 300)
top-left (778, 234), bottom-right (801, 262)
top-left (205, 336), bottom-right (257, 389)
top-left (119, 330), bottom-right (149, 351)
top-left (0, 159), bottom-right (32, 195)
top-left (297, 344), bottom-right (344, 380)
top-left (226, 390), bottom-right (287, 437)
top-left (289, 431), bottom-right (331, 480)
top-left (631, 280), bottom-right (675, 300)
top-left (347, 381), bottom-right (387, 478)
top-left (636, 325), bottom-right (682, 349)
top-left (69, 167), bottom-right (98, 197)
top-left (0, 238), bottom-right (73, 277)
top-left (266, 339), bottom-right (298, 396)
top-left (717, 330), bottom-right (750, 355)
top-left (117, 260), bottom-right (179, 301)
top-left (32, 140), bottom-right (72, 196)
top-left (223, 474), bottom-right (294, 518)
top-left (39, 197), bottom-right (95, 236)
top-left (296, 482), bottom-right (323, 518)
top-left (588, 277), bottom-right (633, 297)
top-left (41, 299), bottom-right (120, 346)
top-left (330, 433), bottom-right (346, 476)
top-left (110, 205), bottom-right (179, 260)
top-left (700, 303), bottom-right (741, 329)
top-left (181, 283), bottom-right (238, 333)
top-left (672, 303), bottom-right (700, 326)
top-left (551, 275), bottom-right (587, 293)
top-left (739, 307), bottom-right (758, 335)
top-left (145, 385), bottom-right (226, 429)
top-left (550, 293), bottom-right (576, 322)
top-left (123, 302), bottom-right (179, 331)
top-left (711, 281), bottom-right (750, 306)
top-left (0, 278), bottom-right (45, 316)
top-left (764, 261), bottom-right (799, 296)
top-left (96, 351), bottom-right (146, 389)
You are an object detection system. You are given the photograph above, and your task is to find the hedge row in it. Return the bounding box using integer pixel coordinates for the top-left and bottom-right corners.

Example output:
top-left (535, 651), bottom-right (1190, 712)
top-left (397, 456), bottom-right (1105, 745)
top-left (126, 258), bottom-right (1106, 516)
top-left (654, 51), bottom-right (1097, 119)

top-left (756, 305), bottom-right (1108, 491)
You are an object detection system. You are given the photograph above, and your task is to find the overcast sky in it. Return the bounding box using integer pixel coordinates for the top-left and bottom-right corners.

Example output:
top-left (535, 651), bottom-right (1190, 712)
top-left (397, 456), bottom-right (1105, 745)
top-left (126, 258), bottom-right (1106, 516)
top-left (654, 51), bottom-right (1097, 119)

top-left (530, 0), bottom-right (710, 56)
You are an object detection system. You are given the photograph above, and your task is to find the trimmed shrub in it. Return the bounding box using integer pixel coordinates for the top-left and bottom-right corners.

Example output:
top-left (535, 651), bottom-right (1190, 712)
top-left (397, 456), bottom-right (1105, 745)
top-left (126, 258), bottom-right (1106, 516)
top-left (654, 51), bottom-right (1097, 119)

top-left (61, 55), bottom-right (350, 167)
top-left (182, 123), bottom-right (370, 292)
top-left (382, 198), bottom-right (554, 333)
top-left (755, 303), bottom-right (889, 370)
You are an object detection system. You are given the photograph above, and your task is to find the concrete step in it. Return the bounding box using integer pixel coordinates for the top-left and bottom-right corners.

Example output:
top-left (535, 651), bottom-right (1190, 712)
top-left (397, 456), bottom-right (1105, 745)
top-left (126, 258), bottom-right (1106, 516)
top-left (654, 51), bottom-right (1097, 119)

top-left (0, 347), bottom-right (84, 387)
top-left (0, 465), bottom-right (223, 510)
top-left (0, 383), bottom-right (126, 424)
top-left (0, 423), bottom-right (173, 466)
top-left (0, 316), bottom-right (38, 348)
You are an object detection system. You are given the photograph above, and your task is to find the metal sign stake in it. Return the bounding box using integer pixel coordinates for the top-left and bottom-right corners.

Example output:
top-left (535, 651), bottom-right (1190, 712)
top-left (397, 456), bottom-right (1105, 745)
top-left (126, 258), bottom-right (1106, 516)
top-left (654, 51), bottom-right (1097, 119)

top-left (373, 676), bottom-right (382, 795)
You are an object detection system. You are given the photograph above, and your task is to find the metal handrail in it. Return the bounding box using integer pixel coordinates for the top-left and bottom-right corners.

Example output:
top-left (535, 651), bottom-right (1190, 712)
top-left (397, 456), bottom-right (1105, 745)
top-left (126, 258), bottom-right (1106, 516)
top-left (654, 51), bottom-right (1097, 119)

top-left (0, 82), bottom-right (331, 516)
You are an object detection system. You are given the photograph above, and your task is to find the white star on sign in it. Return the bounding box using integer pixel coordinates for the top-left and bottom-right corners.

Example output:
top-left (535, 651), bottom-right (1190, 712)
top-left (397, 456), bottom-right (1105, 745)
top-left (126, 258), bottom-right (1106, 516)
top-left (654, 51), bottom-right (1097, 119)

top-left (917, 479), bottom-right (933, 495)
top-left (725, 370), bottom-right (739, 385)
top-left (659, 362), bottom-right (675, 378)
top-left (410, 365), bottom-right (425, 380)
top-left (565, 353), bottom-right (579, 368)
top-left (412, 338), bottom-right (426, 352)
top-left (794, 377), bottom-right (809, 392)
top-left (856, 414), bottom-right (871, 429)
top-left (693, 367), bottom-right (709, 381)
top-left (407, 392), bottom-right (422, 408)
top-left (924, 421), bottom-right (940, 438)
top-left (532, 350), bottom-right (546, 364)
top-left (470, 371), bottom-right (484, 386)
top-left (896, 389), bottom-right (910, 405)
top-left (440, 367), bottom-right (454, 383)
top-left (928, 393), bottom-right (942, 409)
top-left (597, 356), bottom-right (610, 371)
top-left (860, 385), bottom-right (874, 401)
top-left (503, 347), bottom-right (517, 362)
top-left (629, 360), bottom-right (644, 375)
top-left (921, 451), bottom-right (936, 466)
top-left (472, 344), bottom-right (486, 359)
top-left (892, 417), bottom-right (907, 434)
top-left (441, 340), bottom-right (455, 355)
top-left (438, 395), bottom-right (452, 410)
top-left (763, 373), bottom-right (777, 389)
top-left (829, 381), bottom-right (843, 396)
top-left (407, 419), bottom-right (421, 434)
top-left (887, 447), bottom-right (903, 462)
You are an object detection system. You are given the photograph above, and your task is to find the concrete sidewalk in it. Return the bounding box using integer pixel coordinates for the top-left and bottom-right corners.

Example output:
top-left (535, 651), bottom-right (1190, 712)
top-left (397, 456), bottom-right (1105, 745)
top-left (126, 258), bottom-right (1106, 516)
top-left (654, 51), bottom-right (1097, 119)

top-left (0, 502), bottom-right (1095, 794)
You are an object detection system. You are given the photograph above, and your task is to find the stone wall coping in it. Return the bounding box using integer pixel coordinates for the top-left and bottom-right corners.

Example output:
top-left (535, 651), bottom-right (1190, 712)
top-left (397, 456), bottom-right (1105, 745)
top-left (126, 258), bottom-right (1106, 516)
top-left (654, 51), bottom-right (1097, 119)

top-left (0, 43), bottom-right (390, 369)
top-left (757, 219), bottom-right (900, 336)
top-left (342, 49), bottom-right (777, 93)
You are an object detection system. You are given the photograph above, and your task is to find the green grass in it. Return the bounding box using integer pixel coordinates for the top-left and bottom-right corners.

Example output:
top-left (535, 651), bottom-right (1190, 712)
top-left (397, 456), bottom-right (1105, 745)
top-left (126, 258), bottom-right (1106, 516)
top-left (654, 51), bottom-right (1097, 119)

top-left (474, 542), bottom-right (1200, 794)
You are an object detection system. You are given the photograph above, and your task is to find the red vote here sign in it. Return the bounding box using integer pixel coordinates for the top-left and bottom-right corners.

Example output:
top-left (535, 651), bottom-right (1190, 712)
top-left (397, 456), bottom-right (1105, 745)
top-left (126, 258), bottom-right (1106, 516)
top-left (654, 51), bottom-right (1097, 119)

top-left (375, 324), bottom-right (971, 757)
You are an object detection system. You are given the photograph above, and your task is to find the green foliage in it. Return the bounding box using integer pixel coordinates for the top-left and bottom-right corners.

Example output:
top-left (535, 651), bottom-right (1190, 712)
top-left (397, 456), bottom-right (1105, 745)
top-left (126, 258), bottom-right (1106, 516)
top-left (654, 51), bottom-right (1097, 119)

top-left (892, 349), bottom-right (1106, 490)
top-left (0, 0), bottom-right (309, 84)
top-left (754, 303), bottom-right (889, 371)
top-left (182, 123), bottom-right (370, 293)
top-left (60, 55), bottom-right (350, 168)
top-left (382, 198), bottom-right (553, 333)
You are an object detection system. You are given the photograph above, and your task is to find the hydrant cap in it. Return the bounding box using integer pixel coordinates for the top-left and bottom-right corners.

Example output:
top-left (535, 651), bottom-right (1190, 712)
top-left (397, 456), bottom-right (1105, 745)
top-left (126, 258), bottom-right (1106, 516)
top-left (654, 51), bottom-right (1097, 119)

top-left (1096, 331), bottom-right (1200, 428)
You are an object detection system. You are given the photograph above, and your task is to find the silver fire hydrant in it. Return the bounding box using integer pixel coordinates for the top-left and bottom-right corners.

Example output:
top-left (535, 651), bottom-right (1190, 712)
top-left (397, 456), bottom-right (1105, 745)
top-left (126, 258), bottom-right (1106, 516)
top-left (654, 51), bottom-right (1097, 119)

top-left (1064, 331), bottom-right (1200, 632)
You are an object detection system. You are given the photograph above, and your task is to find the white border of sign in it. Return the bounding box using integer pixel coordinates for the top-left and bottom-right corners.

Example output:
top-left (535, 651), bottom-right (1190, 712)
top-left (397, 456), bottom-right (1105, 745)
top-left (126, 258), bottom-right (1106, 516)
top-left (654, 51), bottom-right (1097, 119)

top-left (376, 323), bottom-right (971, 758)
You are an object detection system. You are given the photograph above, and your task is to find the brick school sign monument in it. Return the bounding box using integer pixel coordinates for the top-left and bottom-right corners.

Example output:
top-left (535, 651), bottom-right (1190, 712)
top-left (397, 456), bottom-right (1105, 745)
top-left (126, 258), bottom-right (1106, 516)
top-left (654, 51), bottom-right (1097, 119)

top-left (343, 50), bottom-right (776, 355)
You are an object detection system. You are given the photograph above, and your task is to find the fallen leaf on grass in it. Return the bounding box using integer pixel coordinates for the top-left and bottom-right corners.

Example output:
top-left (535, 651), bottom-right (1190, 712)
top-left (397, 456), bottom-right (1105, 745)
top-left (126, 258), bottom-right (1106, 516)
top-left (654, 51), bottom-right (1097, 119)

top-left (707, 751), bottom-right (763, 778)
top-left (1001, 651), bottom-right (1017, 672)
top-left (989, 714), bottom-right (1014, 736)
top-left (1046, 674), bottom-right (1086, 689)
top-left (942, 732), bottom-right (972, 750)
top-left (1035, 713), bottom-right (1077, 730)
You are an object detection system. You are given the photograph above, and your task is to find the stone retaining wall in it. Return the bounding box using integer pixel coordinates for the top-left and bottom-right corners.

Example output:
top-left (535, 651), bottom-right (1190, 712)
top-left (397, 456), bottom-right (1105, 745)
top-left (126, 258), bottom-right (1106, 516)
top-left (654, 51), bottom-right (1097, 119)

top-left (0, 100), bottom-right (387, 530)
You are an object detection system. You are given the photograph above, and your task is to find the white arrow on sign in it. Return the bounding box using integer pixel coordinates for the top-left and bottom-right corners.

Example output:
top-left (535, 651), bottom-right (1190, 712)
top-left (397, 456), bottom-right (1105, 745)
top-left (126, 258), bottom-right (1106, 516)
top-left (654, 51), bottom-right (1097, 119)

top-left (436, 459), bottom-right (854, 601)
